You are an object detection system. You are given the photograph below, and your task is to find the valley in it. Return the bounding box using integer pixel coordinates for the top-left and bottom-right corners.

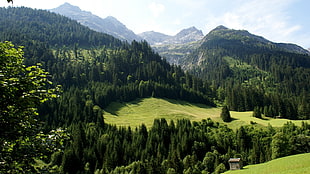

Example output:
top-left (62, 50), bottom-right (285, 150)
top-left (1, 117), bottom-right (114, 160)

top-left (0, 4), bottom-right (309, 174)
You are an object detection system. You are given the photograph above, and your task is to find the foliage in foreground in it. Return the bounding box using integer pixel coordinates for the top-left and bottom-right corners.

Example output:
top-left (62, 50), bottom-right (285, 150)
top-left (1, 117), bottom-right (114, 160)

top-left (0, 41), bottom-right (62, 173)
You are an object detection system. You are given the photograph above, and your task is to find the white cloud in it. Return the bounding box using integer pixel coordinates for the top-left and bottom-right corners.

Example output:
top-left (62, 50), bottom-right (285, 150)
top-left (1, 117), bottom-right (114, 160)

top-left (149, 2), bottom-right (165, 18)
top-left (204, 0), bottom-right (302, 44)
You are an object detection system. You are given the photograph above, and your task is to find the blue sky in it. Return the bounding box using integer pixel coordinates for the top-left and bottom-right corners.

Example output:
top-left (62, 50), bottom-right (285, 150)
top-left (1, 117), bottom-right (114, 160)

top-left (1, 0), bottom-right (309, 48)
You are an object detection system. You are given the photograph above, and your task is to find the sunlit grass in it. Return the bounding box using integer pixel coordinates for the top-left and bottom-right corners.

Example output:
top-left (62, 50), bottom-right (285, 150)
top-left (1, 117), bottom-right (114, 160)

top-left (228, 111), bottom-right (310, 130)
top-left (103, 97), bottom-right (221, 128)
top-left (103, 97), bottom-right (310, 129)
top-left (224, 153), bottom-right (310, 174)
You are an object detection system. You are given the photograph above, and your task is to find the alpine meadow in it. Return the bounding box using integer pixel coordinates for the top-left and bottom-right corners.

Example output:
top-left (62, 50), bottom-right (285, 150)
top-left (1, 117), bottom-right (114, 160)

top-left (0, 3), bottom-right (310, 174)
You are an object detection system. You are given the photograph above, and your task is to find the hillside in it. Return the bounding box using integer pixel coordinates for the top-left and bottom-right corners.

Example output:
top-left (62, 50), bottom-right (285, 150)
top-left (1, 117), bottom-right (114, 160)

top-left (181, 26), bottom-right (310, 120)
top-left (139, 27), bottom-right (203, 65)
top-left (152, 41), bottom-right (201, 65)
top-left (50, 3), bottom-right (142, 42)
top-left (139, 26), bottom-right (204, 45)
top-left (138, 31), bottom-right (171, 45)
top-left (0, 6), bottom-right (214, 127)
top-left (103, 97), bottom-right (221, 128)
top-left (225, 153), bottom-right (310, 174)
top-left (0, 7), bottom-right (122, 48)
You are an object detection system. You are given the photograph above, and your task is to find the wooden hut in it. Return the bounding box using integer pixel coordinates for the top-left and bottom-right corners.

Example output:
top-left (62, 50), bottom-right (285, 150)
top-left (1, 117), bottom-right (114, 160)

top-left (228, 158), bottom-right (242, 170)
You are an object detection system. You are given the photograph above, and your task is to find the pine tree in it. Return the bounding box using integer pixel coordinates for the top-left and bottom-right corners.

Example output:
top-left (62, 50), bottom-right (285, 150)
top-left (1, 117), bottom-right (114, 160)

top-left (253, 106), bottom-right (262, 118)
top-left (220, 106), bottom-right (232, 122)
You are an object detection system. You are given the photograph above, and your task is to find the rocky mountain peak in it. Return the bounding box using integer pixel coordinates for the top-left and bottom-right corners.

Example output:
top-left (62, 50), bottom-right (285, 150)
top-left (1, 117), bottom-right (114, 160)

top-left (167, 26), bottom-right (204, 44)
top-left (50, 3), bottom-right (141, 42)
top-left (55, 2), bottom-right (80, 11)
top-left (139, 26), bottom-right (204, 45)
top-left (175, 26), bottom-right (203, 37)
top-left (51, 2), bottom-right (86, 16)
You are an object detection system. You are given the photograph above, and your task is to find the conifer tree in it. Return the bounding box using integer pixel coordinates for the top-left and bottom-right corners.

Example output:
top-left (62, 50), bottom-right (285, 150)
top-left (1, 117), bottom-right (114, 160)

top-left (220, 105), bottom-right (231, 122)
top-left (253, 106), bottom-right (262, 118)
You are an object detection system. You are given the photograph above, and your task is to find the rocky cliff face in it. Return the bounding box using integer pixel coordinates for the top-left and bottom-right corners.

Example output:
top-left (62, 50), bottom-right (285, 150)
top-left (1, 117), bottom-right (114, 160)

top-left (50, 3), bottom-right (142, 42)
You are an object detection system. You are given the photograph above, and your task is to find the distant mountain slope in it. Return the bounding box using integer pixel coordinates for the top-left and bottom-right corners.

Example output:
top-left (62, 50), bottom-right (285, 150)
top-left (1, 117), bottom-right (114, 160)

top-left (138, 31), bottom-right (171, 45)
top-left (139, 27), bottom-right (204, 65)
top-left (180, 25), bottom-right (310, 118)
top-left (166, 27), bottom-right (204, 44)
top-left (183, 25), bottom-right (310, 81)
top-left (50, 3), bottom-right (142, 42)
top-left (0, 6), bottom-right (122, 48)
top-left (139, 26), bottom-right (204, 45)
top-left (201, 25), bottom-right (309, 55)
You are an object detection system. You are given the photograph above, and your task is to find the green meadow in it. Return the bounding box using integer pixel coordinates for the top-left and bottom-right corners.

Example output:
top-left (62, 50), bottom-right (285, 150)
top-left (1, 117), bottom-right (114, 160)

top-left (103, 97), bottom-right (310, 128)
top-left (103, 97), bottom-right (221, 128)
top-left (224, 153), bottom-right (310, 174)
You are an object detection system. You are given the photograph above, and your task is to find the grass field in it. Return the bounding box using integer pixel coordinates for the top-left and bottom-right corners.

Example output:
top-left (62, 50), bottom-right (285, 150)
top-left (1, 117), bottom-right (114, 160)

top-left (103, 97), bottom-right (310, 128)
top-left (103, 98), bottom-right (221, 128)
top-left (224, 153), bottom-right (310, 174)
top-left (228, 111), bottom-right (310, 129)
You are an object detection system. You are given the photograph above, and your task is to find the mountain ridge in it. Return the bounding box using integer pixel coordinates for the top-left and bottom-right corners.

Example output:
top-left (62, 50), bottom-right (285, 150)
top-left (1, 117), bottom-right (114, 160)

top-left (139, 26), bottom-right (204, 45)
top-left (202, 26), bottom-right (310, 55)
top-left (50, 2), bottom-right (142, 42)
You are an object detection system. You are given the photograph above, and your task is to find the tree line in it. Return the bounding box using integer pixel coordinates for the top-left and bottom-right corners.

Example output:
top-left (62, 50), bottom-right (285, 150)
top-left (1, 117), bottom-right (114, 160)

top-left (44, 119), bottom-right (310, 174)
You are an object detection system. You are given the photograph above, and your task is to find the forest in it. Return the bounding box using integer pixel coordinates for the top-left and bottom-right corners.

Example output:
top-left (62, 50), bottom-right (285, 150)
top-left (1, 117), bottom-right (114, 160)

top-left (0, 6), bottom-right (310, 174)
top-left (183, 27), bottom-right (310, 119)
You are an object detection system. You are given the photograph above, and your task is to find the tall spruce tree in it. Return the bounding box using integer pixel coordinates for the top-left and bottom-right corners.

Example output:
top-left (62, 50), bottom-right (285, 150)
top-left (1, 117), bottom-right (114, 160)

top-left (253, 106), bottom-right (262, 118)
top-left (221, 105), bottom-right (231, 122)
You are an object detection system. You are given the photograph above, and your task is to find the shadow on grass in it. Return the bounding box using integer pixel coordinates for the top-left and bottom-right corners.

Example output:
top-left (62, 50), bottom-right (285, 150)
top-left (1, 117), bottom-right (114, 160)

top-left (104, 97), bottom-right (216, 117)
top-left (230, 117), bottom-right (239, 121)
top-left (104, 98), bottom-right (143, 116)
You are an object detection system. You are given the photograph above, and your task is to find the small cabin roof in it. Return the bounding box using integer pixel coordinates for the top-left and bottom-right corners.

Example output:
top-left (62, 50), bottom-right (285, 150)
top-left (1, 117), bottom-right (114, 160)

top-left (228, 158), bottom-right (241, 162)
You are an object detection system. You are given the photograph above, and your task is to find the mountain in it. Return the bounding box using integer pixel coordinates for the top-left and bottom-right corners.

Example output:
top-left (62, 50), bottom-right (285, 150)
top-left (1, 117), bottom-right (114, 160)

top-left (139, 26), bottom-right (204, 45)
top-left (201, 25), bottom-right (309, 55)
top-left (166, 26), bottom-right (204, 44)
top-left (181, 25), bottom-right (310, 117)
top-left (50, 3), bottom-right (142, 42)
top-left (139, 27), bottom-right (204, 65)
top-left (138, 31), bottom-right (170, 45)
top-left (183, 25), bottom-right (310, 79)
top-left (0, 6), bottom-right (214, 118)
top-left (0, 6), bottom-right (122, 48)
top-left (152, 41), bottom-right (201, 65)
top-left (2, 7), bottom-right (310, 174)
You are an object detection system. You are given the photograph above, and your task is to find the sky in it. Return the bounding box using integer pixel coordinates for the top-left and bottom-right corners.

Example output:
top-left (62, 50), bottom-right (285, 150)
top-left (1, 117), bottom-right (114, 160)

top-left (1, 0), bottom-right (309, 48)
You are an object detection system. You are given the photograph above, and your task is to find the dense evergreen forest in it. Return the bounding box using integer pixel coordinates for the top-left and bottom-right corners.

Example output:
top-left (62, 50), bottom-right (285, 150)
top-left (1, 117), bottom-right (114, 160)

top-left (0, 7), bottom-right (310, 174)
top-left (183, 26), bottom-right (310, 119)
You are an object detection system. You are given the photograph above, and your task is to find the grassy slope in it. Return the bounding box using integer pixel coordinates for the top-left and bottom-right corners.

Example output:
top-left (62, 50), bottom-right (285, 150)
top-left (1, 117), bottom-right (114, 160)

top-left (103, 97), bottom-right (221, 128)
top-left (103, 97), bottom-right (310, 128)
top-left (224, 153), bottom-right (310, 174)
top-left (227, 111), bottom-right (310, 130)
